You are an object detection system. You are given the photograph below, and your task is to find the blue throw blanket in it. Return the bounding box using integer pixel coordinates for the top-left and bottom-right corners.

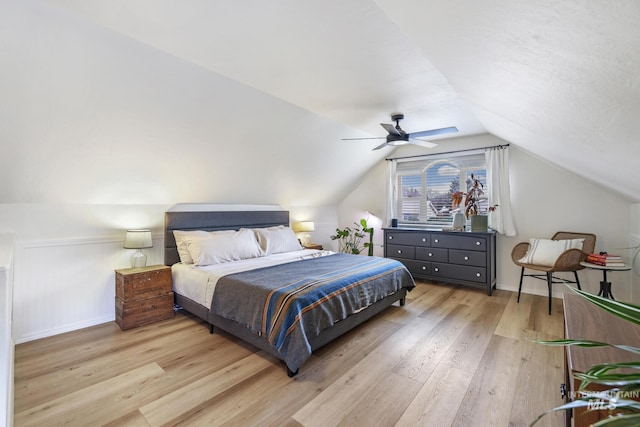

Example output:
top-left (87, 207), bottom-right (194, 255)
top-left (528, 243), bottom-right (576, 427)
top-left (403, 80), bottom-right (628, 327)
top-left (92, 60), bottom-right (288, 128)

top-left (211, 253), bottom-right (414, 373)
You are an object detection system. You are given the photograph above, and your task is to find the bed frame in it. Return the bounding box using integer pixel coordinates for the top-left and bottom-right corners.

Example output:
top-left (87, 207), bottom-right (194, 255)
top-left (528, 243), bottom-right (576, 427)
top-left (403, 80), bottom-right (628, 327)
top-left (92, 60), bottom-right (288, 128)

top-left (164, 209), bottom-right (408, 376)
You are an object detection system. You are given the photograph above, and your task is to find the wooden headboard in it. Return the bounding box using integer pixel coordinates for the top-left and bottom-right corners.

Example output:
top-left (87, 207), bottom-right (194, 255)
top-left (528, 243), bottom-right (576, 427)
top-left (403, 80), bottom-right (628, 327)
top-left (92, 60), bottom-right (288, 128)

top-left (164, 210), bottom-right (290, 266)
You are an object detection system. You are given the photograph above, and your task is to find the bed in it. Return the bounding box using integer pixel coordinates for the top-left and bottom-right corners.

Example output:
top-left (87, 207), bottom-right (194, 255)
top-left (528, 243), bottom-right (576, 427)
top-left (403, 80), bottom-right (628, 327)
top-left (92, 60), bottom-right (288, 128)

top-left (164, 208), bottom-right (415, 376)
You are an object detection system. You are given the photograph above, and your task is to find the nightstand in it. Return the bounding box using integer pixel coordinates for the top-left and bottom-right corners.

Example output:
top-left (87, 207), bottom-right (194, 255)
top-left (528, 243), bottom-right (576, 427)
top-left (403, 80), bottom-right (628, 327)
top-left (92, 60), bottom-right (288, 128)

top-left (303, 243), bottom-right (323, 250)
top-left (115, 265), bottom-right (173, 330)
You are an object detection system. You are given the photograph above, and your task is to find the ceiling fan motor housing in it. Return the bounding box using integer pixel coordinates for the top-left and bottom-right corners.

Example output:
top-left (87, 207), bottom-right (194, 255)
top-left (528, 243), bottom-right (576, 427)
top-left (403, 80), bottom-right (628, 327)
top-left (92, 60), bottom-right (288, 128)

top-left (386, 134), bottom-right (410, 145)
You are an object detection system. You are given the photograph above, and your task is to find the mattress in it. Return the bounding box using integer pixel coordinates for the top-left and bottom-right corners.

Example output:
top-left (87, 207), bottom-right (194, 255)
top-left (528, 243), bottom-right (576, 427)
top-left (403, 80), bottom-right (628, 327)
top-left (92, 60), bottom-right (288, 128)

top-left (171, 248), bottom-right (334, 308)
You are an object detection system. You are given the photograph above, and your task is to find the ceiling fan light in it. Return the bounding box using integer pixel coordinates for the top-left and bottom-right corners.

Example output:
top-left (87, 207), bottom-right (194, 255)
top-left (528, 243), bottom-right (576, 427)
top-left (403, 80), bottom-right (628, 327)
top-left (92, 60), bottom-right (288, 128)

top-left (388, 140), bottom-right (410, 146)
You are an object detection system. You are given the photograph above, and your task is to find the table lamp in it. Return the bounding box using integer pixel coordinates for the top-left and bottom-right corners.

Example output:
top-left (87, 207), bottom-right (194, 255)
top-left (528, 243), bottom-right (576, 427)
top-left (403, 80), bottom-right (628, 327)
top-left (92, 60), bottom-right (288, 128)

top-left (124, 229), bottom-right (153, 268)
top-left (293, 221), bottom-right (315, 245)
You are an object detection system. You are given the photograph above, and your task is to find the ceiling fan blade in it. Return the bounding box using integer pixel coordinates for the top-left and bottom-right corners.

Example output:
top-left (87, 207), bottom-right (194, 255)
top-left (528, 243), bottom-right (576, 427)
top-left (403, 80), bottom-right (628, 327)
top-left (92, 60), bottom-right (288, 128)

top-left (381, 123), bottom-right (401, 136)
top-left (372, 142), bottom-right (390, 150)
top-left (341, 137), bottom-right (386, 141)
top-left (409, 126), bottom-right (458, 139)
top-left (409, 138), bottom-right (438, 149)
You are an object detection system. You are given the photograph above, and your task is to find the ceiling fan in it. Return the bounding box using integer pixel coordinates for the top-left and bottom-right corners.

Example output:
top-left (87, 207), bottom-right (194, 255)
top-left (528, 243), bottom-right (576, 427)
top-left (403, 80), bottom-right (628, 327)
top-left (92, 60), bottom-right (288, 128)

top-left (342, 113), bottom-right (458, 150)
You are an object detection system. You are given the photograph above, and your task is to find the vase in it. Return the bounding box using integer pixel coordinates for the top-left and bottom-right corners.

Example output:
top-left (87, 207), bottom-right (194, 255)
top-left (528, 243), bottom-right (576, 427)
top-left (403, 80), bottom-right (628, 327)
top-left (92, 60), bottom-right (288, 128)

top-left (470, 215), bottom-right (488, 231)
top-left (452, 212), bottom-right (465, 230)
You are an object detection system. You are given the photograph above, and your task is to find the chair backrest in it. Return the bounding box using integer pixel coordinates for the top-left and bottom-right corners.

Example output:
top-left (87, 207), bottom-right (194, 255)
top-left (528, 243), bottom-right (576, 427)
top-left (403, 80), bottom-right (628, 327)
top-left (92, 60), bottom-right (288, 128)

top-left (552, 231), bottom-right (596, 261)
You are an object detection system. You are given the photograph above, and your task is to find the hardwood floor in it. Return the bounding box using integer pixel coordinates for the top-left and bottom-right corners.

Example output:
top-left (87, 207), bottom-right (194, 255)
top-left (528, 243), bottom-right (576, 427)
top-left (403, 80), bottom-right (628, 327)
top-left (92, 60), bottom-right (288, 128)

top-left (14, 281), bottom-right (566, 426)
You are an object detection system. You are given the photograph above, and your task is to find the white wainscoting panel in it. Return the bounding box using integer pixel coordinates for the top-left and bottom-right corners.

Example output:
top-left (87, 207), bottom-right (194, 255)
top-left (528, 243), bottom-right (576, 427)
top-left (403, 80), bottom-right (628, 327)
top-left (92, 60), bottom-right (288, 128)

top-left (0, 233), bottom-right (15, 427)
top-left (13, 235), bottom-right (164, 344)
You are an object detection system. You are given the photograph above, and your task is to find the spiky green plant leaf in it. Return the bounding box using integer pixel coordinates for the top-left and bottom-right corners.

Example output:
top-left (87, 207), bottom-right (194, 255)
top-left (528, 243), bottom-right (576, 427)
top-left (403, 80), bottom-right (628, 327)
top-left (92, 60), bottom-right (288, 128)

top-left (532, 286), bottom-right (640, 426)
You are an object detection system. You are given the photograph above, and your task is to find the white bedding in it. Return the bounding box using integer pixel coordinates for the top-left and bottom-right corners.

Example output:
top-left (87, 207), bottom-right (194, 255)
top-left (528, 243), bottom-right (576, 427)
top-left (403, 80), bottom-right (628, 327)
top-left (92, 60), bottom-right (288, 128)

top-left (172, 249), bottom-right (336, 308)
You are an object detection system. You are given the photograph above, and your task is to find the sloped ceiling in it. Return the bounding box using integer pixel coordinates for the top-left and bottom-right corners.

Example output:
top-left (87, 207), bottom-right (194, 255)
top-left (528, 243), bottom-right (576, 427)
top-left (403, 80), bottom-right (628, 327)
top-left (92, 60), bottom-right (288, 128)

top-left (3, 0), bottom-right (640, 205)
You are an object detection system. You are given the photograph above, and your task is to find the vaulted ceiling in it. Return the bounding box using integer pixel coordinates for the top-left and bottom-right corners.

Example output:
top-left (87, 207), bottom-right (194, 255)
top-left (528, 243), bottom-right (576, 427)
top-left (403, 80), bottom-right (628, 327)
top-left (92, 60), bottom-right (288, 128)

top-left (3, 0), bottom-right (640, 204)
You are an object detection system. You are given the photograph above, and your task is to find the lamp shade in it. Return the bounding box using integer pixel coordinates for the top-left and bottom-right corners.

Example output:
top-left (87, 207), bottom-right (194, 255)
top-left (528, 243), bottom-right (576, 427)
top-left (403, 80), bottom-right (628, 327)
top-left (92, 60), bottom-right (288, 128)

top-left (293, 221), bottom-right (315, 233)
top-left (123, 230), bottom-right (153, 249)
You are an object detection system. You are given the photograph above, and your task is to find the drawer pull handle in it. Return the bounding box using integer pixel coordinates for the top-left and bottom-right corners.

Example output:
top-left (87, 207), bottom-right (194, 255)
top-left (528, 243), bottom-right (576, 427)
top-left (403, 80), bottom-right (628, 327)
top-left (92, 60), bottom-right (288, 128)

top-left (476, 241), bottom-right (481, 246)
top-left (434, 239), bottom-right (439, 243)
top-left (428, 253), bottom-right (433, 257)
top-left (422, 238), bottom-right (426, 242)
top-left (422, 266), bottom-right (426, 270)
top-left (476, 273), bottom-right (481, 277)
top-left (389, 236), bottom-right (393, 240)
top-left (434, 267), bottom-right (439, 272)
top-left (464, 256), bottom-right (469, 260)
top-left (398, 250), bottom-right (402, 254)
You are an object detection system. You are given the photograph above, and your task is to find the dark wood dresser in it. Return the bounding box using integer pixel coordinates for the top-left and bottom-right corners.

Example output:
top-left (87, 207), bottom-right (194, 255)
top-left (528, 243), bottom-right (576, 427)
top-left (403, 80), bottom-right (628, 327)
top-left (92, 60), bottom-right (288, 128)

top-left (115, 265), bottom-right (173, 330)
top-left (383, 228), bottom-right (496, 295)
top-left (563, 293), bottom-right (640, 426)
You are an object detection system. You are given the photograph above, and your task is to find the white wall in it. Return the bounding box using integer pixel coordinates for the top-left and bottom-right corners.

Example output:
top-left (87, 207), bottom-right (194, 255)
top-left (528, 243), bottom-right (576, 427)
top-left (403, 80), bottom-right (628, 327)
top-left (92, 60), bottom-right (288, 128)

top-left (1, 203), bottom-right (339, 344)
top-left (339, 134), bottom-right (634, 301)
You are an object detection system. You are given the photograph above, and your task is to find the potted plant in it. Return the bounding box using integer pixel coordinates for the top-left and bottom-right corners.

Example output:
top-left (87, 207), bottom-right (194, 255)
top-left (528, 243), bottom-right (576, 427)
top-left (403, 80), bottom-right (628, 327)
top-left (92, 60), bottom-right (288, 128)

top-left (451, 174), bottom-right (497, 231)
top-left (532, 288), bottom-right (640, 425)
top-left (330, 218), bottom-right (374, 256)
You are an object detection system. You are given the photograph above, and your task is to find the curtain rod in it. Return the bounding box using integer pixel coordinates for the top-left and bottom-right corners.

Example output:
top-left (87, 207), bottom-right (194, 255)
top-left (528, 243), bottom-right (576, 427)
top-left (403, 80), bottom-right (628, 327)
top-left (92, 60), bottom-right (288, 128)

top-left (385, 143), bottom-right (510, 161)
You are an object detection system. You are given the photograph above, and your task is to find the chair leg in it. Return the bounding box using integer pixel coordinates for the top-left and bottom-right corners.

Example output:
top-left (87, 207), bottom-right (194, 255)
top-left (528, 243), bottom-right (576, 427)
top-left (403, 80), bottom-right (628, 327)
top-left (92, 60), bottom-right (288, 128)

top-left (546, 272), bottom-right (553, 315)
top-left (574, 271), bottom-right (582, 290)
top-left (517, 267), bottom-right (525, 303)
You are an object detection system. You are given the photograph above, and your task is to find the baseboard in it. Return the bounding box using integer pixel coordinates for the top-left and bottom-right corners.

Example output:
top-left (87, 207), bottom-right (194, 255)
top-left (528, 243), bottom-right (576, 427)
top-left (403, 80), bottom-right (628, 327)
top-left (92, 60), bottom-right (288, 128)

top-left (15, 315), bottom-right (115, 345)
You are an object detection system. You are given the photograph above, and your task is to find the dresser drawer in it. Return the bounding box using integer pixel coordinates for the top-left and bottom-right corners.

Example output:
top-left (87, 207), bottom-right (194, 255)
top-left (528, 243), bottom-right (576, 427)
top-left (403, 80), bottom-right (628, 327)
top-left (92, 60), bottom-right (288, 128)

top-left (396, 259), bottom-right (431, 276)
top-left (431, 234), bottom-right (486, 251)
top-left (415, 247), bottom-right (448, 262)
top-left (387, 244), bottom-right (415, 259)
top-left (432, 263), bottom-right (486, 283)
top-left (385, 232), bottom-right (430, 247)
top-left (449, 249), bottom-right (486, 267)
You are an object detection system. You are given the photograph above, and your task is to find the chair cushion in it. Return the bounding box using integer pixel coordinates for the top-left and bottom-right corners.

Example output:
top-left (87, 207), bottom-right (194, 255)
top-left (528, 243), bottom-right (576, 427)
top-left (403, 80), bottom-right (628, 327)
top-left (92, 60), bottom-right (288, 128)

top-left (518, 238), bottom-right (585, 267)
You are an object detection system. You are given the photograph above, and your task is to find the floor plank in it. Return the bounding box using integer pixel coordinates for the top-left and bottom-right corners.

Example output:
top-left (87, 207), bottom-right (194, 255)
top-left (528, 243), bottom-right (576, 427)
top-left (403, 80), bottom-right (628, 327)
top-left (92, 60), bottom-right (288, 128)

top-left (14, 281), bottom-right (566, 426)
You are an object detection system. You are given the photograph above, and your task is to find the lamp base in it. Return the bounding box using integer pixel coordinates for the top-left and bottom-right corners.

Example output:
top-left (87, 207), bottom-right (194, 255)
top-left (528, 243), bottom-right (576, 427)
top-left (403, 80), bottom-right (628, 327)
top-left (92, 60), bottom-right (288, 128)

top-left (303, 233), bottom-right (312, 245)
top-left (130, 249), bottom-right (147, 268)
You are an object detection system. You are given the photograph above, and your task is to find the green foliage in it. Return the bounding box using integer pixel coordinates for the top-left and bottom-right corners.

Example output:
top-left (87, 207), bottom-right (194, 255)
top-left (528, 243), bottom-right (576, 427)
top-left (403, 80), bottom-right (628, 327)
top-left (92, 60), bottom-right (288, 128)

top-left (532, 288), bottom-right (640, 426)
top-left (330, 218), bottom-right (374, 256)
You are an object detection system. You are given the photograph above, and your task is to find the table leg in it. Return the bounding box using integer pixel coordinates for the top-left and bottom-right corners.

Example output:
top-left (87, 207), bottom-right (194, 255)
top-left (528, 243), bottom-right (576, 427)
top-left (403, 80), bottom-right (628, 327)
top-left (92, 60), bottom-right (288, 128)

top-left (597, 270), bottom-right (615, 300)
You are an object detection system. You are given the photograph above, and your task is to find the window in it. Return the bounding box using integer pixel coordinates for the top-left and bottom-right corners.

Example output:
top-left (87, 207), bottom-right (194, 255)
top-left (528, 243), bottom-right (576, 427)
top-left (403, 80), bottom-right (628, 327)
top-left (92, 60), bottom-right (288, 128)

top-left (393, 151), bottom-right (487, 227)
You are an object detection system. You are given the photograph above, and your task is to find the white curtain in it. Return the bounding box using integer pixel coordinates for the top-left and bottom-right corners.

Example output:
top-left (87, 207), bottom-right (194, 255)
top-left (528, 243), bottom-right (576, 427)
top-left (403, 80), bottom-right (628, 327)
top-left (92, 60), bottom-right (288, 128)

top-left (384, 159), bottom-right (397, 227)
top-left (486, 146), bottom-right (517, 236)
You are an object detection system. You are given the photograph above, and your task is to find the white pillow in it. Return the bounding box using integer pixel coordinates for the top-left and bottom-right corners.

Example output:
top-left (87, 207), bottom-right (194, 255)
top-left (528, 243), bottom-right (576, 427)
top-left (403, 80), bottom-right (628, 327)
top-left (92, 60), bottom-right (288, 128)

top-left (518, 238), bottom-right (585, 267)
top-left (173, 230), bottom-right (235, 264)
top-left (173, 230), bottom-right (210, 264)
top-left (187, 228), bottom-right (264, 266)
top-left (252, 226), bottom-right (303, 255)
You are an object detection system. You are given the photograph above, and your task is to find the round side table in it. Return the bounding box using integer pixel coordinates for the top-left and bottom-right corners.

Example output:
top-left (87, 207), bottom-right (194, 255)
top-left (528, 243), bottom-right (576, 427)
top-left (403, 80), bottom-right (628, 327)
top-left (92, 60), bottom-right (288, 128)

top-left (580, 261), bottom-right (630, 300)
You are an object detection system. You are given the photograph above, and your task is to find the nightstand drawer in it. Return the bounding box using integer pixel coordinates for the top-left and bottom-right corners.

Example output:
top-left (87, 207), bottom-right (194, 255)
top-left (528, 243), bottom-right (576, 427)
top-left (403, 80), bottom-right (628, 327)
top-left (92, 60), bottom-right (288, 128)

top-left (115, 294), bottom-right (174, 330)
top-left (115, 265), bottom-right (172, 301)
